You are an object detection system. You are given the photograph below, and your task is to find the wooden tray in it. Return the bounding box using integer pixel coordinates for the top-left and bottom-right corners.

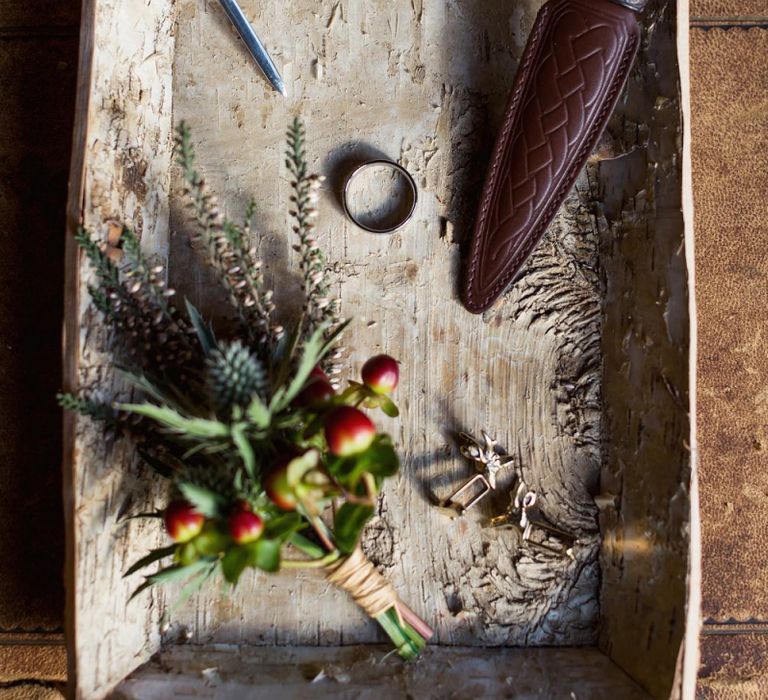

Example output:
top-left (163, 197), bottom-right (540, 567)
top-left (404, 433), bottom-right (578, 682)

top-left (63, 0), bottom-right (696, 697)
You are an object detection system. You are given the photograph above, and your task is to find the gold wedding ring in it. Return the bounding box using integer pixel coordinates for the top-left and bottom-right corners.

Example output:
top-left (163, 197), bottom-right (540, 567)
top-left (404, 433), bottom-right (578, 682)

top-left (342, 160), bottom-right (418, 234)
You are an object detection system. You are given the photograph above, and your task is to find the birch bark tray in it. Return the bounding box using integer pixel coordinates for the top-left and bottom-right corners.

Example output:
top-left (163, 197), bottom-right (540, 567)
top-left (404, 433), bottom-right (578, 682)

top-left (63, 0), bottom-right (695, 697)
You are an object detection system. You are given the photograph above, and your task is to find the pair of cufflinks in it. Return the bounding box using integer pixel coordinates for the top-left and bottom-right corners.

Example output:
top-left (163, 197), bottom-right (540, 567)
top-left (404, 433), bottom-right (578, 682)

top-left (437, 431), bottom-right (577, 559)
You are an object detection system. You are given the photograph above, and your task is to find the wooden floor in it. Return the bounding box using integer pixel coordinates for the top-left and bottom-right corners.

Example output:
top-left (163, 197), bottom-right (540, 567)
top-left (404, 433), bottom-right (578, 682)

top-left (0, 0), bottom-right (78, 692)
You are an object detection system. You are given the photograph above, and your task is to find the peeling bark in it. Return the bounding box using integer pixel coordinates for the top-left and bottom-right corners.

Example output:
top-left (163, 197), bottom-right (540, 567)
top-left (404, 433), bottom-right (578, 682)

top-left (594, 3), bottom-right (690, 698)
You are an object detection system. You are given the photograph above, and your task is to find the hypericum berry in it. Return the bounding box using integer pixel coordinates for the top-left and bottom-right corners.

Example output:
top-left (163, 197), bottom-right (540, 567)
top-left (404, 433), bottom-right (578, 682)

top-left (164, 500), bottom-right (204, 543)
top-left (361, 355), bottom-right (399, 395)
top-left (228, 508), bottom-right (264, 544)
top-left (311, 367), bottom-right (329, 380)
top-left (325, 406), bottom-right (376, 457)
top-left (293, 367), bottom-right (335, 407)
top-left (264, 464), bottom-right (298, 511)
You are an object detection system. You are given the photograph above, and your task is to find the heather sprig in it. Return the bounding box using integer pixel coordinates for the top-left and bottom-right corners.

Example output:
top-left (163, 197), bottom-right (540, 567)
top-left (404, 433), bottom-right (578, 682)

top-left (285, 118), bottom-right (344, 380)
top-left (120, 228), bottom-right (197, 367)
top-left (175, 122), bottom-right (282, 354)
top-left (75, 227), bottom-right (196, 375)
top-left (56, 391), bottom-right (117, 424)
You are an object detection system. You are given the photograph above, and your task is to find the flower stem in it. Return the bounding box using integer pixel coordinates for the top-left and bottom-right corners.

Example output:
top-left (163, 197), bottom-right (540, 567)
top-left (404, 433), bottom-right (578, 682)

top-left (282, 551), bottom-right (340, 569)
top-left (375, 608), bottom-right (423, 661)
top-left (397, 601), bottom-right (434, 642)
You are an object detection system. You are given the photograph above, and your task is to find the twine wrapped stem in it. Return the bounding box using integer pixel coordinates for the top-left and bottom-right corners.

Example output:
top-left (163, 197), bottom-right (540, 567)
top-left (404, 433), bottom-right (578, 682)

top-left (325, 546), bottom-right (403, 624)
top-left (324, 546), bottom-right (433, 660)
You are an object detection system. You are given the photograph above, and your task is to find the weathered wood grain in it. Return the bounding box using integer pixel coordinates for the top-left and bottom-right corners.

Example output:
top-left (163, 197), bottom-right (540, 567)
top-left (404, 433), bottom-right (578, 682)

top-left (63, 1), bottom-right (176, 697)
top-left (595, 3), bottom-right (690, 698)
top-left (64, 0), bottom-right (690, 697)
top-left (165, 0), bottom-right (602, 649)
top-left (114, 644), bottom-right (652, 700)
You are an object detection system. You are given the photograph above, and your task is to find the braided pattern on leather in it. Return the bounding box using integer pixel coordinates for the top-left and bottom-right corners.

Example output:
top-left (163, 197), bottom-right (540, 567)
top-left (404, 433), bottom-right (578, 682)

top-left (462, 0), bottom-right (640, 313)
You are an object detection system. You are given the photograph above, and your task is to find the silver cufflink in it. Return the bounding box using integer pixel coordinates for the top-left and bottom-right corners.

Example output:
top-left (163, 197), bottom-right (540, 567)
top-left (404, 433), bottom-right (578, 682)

top-left (437, 431), bottom-right (515, 517)
top-left (488, 483), bottom-right (577, 559)
top-left (437, 429), bottom-right (578, 559)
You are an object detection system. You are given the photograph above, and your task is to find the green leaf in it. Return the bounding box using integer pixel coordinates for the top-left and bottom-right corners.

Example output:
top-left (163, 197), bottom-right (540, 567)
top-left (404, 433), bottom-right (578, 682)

top-left (177, 541), bottom-right (200, 566)
top-left (318, 319), bottom-right (351, 359)
top-left (178, 482), bottom-right (225, 518)
top-left (271, 318), bottom-right (303, 384)
top-left (128, 558), bottom-right (214, 601)
top-left (194, 522), bottom-right (231, 555)
top-left (246, 394), bottom-right (271, 429)
top-left (170, 563), bottom-right (216, 612)
top-left (116, 369), bottom-right (173, 407)
top-left (286, 449), bottom-right (320, 488)
top-left (357, 435), bottom-right (400, 479)
top-left (231, 423), bottom-right (256, 477)
top-left (185, 298), bottom-right (217, 355)
top-left (328, 436), bottom-right (399, 488)
top-left (151, 559), bottom-right (215, 584)
top-left (288, 532), bottom-right (326, 559)
top-left (378, 396), bottom-right (400, 418)
top-left (222, 546), bottom-right (251, 584)
top-left (124, 544), bottom-right (177, 577)
top-left (265, 512), bottom-right (304, 542)
top-left (333, 503), bottom-right (374, 554)
top-left (117, 402), bottom-right (230, 439)
top-left (249, 538), bottom-right (281, 572)
top-left (271, 321), bottom-right (350, 413)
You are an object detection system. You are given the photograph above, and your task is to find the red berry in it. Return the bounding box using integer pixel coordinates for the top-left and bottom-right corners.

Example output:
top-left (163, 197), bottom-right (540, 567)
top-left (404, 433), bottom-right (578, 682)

top-left (264, 464), bottom-right (298, 511)
top-left (294, 377), bottom-right (335, 407)
top-left (310, 367), bottom-right (329, 380)
top-left (228, 508), bottom-right (264, 544)
top-left (164, 500), bottom-right (204, 543)
top-left (361, 355), bottom-right (399, 395)
top-left (325, 406), bottom-right (376, 457)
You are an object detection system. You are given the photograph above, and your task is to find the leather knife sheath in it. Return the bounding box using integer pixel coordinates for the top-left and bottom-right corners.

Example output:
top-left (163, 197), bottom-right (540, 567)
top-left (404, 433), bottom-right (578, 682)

top-left (461, 0), bottom-right (642, 314)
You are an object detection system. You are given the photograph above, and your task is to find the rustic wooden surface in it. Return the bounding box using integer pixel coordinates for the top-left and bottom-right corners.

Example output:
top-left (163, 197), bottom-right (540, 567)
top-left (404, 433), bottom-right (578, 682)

top-left (64, 0), bottom-right (689, 698)
top-left (64, 0), bottom-right (176, 697)
top-left (114, 644), bottom-right (651, 700)
top-left (167, 0), bottom-right (604, 650)
top-left (594, 2), bottom-right (691, 698)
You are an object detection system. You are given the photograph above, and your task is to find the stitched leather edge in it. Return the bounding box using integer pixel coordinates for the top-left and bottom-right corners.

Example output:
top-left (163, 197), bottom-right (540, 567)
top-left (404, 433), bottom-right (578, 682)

top-left (461, 3), bottom-right (551, 313)
top-left (465, 4), bottom-right (639, 311)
